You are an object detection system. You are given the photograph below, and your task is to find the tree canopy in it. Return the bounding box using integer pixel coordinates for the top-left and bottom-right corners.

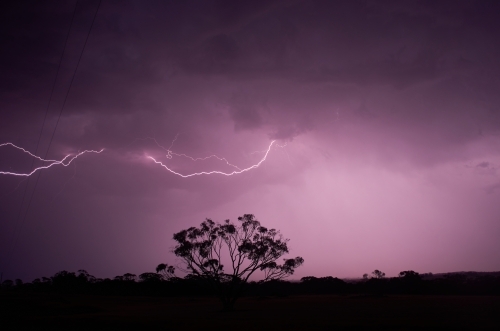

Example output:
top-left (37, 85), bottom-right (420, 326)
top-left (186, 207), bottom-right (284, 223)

top-left (172, 214), bottom-right (304, 310)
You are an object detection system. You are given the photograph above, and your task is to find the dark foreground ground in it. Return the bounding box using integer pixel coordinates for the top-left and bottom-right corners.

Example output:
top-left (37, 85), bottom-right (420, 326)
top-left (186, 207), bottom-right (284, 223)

top-left (1, 293), bottom-right (499, 330)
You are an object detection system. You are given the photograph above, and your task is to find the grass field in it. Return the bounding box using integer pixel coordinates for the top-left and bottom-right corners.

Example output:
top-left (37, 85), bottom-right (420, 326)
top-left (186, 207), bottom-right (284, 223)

top-left (2, 292), bottom-right (499, 330)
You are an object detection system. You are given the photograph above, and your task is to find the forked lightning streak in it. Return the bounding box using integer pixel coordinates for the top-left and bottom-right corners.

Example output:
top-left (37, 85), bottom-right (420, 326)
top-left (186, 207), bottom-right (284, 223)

top-left (0, 143), bottom-right (104, 177)
top-left (1, 138), bottom-right (285, 179)
top-left (147, 140), bottom-right (277, 177)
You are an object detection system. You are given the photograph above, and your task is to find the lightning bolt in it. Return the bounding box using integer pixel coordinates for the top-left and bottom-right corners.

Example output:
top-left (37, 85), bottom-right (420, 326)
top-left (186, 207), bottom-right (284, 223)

top-left (147, 140), bottom-right (278, 177)
top-left (249, 141), bottom-right (292, 166)
top-left (0, 142), bottom-right (104, 177)
top-left (250, 141), bottom-right (288, 154)
top-left (135, 136), bottom-right (243, 171)
top-left (2, 137), bottom-right (286, 179)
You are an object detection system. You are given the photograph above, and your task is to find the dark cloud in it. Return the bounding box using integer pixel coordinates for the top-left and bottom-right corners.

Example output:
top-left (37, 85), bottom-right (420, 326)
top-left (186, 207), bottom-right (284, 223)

top-left (484, 182), bottom-right (500, 194)
top-left (181, 34), bottom-right (241, 75)
top-left (477, 162), bottom-right (490, 168)
top-left (1, 0), bottom-right (500, 280)
top-left (269, 117), bottom-right (314, 140)
top-left (226, 92), bottom-right (264, 131)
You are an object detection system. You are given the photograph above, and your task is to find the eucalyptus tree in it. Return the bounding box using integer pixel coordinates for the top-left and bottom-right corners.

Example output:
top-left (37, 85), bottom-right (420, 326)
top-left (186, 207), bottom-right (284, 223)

top-left (156, 263), bottom-right (176, 280)
top-left (372, 270), bottom-right (386, 279)
top-left (172, 214), bottom-right (304, 310)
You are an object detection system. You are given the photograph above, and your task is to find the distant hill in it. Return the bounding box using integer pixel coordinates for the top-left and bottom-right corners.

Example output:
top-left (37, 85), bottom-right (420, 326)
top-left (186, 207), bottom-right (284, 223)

top-left (343, 271), bottom-right (500, 282)
top-left (421, 271), bottom-right (500, 280)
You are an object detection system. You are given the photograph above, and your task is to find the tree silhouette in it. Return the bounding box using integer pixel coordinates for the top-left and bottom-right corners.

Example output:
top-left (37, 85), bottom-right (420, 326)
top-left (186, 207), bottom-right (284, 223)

top-left (172, 214), bottom-right (304, 311)
top-left (1, 280), bottom-right (13, 287)
top-left (398, 270), bottom-right (422, 293)
top-left (372, 270), bottom-right (386, 279)
top-left (139, 272), bottom-right (162, 282)
top-left (156, 263), bottom-right (176, 280)
top-left (398, 270), bottom-right (420, 280)
top-left (123, 273), bottom-right (137, 281)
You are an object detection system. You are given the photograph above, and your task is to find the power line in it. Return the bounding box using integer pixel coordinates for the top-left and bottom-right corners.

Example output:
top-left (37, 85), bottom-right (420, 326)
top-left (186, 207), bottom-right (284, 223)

top-left (4, 0), bottom-right (80, 273)
top-left (5, 0), bottom-right (102, 277)
top-left (45, 0), bottom-right (102, 158)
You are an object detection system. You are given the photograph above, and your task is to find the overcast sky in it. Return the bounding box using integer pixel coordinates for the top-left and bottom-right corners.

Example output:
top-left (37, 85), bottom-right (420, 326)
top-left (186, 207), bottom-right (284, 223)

top-left (1, 0), bottom-right (500, 281)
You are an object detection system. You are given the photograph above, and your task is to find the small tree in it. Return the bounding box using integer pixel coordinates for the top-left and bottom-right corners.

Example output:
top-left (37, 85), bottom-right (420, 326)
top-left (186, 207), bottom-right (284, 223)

top-left (172, 214), bottom-right (304, 311)
top-left (372, 269), bottom-right (386, 279)
top-left (139, 272), bottom-right (162, 282)
top-left (123, 273), bottom-right (137, 281)
top-left (156, 263), bottom-right (176, 280)
top-left (398, 270), bottom-right (422, 293)
top-left (398, 270), bottom-right (420, 280)
top-left (1, 280), bottom-right (13, 288)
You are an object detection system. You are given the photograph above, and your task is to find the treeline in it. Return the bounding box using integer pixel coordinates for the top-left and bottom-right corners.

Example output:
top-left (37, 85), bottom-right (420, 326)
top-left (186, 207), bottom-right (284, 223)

top-left (1, 269), bottom-right (500, 297)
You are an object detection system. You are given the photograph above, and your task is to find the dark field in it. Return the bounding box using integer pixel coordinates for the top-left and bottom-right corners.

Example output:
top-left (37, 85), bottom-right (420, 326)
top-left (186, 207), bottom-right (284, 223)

top-left (2, 293), bottom-right (499, 330)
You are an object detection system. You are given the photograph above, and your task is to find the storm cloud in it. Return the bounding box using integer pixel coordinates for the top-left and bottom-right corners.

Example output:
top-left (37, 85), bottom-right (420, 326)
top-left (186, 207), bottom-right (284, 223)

top-left (1, 0), bottom-right (500, 280)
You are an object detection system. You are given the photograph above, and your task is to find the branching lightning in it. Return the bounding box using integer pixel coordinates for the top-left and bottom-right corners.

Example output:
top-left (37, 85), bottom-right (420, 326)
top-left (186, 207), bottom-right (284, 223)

top-left (147, 140), bottom-right (279, 177)
top-left (250, 141), bottom-right (292, 165)
top-left (2, 137), bottom-right (288, 179)
top-left (0, 142), bottom-right (104, 177)
top-left (136, 136), bottom-right (243, 171)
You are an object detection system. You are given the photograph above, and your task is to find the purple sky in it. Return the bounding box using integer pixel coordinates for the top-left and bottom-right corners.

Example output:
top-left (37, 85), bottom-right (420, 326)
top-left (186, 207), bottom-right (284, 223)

top-left (1, 0), bottom-right (500, 281)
